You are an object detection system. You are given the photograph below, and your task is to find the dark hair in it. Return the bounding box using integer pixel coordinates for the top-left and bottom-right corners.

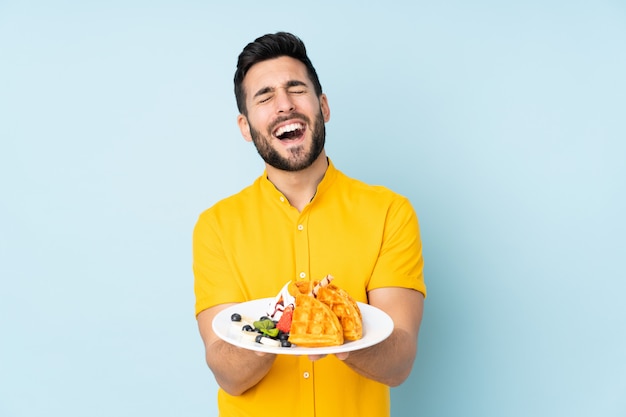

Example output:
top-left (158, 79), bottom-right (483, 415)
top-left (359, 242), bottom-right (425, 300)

top-left (234, 32), bottom-right (323, 115)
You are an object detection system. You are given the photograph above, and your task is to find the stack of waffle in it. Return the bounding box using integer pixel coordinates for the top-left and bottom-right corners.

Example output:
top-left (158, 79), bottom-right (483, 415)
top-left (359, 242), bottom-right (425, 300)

top-left (287, 275), bottom-right (363, 347)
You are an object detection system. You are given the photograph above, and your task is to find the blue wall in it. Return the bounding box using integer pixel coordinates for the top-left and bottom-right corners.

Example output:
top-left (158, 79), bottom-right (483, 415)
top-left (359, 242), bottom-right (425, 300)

top-left (1, 1), bottom-right (624, 416)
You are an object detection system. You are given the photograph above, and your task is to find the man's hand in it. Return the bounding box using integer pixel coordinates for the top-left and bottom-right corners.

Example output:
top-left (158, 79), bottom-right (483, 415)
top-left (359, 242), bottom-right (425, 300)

top-left (307, 352), bottom-right (349, 361)
top-left (335, 287), bottom-right (424, 386)
top-left (305, 286), bottom-right (423, 387)
top-left (197, 304), bottom-right (277, 396)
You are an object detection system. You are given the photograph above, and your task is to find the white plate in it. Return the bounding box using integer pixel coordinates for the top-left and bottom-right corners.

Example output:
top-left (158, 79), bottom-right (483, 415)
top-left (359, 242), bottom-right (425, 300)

top-left (212, 298), bottom-right (394, 355)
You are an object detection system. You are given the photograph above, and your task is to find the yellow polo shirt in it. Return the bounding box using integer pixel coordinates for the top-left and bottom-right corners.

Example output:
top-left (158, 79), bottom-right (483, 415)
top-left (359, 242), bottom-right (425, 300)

top-left (193, 159), bottom-right (426, 417)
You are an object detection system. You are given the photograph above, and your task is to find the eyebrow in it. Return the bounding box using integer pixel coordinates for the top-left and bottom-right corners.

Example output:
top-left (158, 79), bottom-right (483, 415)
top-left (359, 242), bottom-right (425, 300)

top-left (253, 80), bottom-right (308, 99)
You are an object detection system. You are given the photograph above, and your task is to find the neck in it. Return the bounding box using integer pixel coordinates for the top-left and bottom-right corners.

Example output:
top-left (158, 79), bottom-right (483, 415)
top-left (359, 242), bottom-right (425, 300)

top-left (265, 151), bottom-right (328, 212)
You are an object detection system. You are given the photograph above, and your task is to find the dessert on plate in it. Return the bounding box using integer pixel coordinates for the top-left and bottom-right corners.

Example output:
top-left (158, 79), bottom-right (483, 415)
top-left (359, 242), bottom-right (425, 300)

top-left (288, 293), bottom-right (344, 347)
top-left (268, 275), bottom-right (363, 347)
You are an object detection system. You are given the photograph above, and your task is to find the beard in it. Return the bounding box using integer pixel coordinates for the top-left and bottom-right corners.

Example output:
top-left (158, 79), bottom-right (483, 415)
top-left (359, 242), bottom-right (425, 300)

top-left (248, 109), bottom-right (326, 172)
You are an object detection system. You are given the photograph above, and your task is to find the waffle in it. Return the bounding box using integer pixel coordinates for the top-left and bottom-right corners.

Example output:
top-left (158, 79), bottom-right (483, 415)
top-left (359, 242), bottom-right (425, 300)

top-left (316, 284), bottom-right (363, 341)
top-left (289, 280), bottom-right (313, 296)
top-left (289, 276), bottom-right (333, 297)
top-left (288, 294), bottom-right (344, 347)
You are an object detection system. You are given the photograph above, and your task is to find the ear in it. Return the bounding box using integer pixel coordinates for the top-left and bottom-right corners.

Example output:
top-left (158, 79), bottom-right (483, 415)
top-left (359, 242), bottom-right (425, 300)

top-left (237, 114), bottom-right (253, 142)
top-left (320, 94), bottom-right (331, 122)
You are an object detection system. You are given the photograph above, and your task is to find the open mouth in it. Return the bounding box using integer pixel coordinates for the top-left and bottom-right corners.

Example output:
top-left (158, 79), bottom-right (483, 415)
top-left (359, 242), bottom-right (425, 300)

top-left (273, 122), bottom-right (306, 141)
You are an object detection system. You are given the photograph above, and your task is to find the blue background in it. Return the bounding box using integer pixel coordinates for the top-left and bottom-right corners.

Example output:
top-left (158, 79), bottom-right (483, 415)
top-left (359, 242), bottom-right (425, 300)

top-left (1, 1), bottom-right (624, 416)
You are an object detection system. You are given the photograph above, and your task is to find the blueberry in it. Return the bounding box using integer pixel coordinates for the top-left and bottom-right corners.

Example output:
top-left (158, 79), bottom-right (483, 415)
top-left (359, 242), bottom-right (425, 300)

top-left (278, 332), bottom-right (290, 341)
top-left (259, 316), bottom-right (270, 321)
top-left (281, 340), bottom-right (292, 348)
top-left (242, 324), bottom-right (253, 332)
top-left (255, 335), bottom-right (263, 344)
top-left (231, 313), bottom-right (242, 322)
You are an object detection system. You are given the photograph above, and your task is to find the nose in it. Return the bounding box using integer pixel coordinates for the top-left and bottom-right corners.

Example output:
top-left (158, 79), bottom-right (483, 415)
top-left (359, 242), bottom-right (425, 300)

top-left (275, 88), bottom-right (295, 113)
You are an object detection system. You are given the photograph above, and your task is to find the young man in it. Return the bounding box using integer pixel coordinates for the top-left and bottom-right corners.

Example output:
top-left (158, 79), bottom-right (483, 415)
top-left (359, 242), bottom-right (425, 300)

top-left (193, 32), bottom-right (426, 417)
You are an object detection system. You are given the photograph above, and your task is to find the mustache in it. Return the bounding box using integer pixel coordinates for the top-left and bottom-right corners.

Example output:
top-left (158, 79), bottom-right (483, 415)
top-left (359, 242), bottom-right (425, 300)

top-left (269, 112), bottom-right (310, 132)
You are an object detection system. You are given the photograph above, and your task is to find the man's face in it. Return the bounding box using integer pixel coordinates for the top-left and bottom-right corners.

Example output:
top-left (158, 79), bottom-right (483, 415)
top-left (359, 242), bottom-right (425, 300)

top-left (237, 56), bottom-right (330, 172)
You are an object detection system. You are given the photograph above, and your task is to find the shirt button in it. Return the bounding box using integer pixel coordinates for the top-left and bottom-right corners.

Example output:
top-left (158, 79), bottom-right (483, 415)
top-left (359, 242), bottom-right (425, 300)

top-left (303, 372), bottom-right (310, 379)
top-left (299, 272), bottom-right (306, 278)
top-left (279, 197), bottom-right (285, 202)
top-left (297, 224), bottom-right (304, 230)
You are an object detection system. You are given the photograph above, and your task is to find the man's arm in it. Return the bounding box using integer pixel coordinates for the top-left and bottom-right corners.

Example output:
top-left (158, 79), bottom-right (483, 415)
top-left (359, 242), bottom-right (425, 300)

top-left (333, 287), bottom-right (424, 386)
top-left (197, 303), bottom-right (277, 396)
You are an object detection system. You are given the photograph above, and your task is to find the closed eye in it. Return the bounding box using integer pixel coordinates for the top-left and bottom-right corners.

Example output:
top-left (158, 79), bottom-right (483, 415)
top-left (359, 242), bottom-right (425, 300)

top-left (286, 80), bottom-right (308, 94)
top-left (252, 80), bottom-right (309, 104)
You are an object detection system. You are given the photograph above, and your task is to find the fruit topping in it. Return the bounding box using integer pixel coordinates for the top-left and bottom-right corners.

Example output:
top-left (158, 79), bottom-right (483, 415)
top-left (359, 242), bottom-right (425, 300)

top-left (233, 312), bottom-right (293, 348)
top-left (276, 305), bottom-right (293, 333)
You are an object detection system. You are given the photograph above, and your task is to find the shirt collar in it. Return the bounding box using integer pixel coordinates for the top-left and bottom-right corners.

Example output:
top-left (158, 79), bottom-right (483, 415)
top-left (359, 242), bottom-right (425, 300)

top-left (260, 157), bottom-right (338, 204)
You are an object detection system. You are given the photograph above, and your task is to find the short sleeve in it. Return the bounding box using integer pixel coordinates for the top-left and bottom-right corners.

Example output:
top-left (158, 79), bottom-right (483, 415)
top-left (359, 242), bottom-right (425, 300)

top-left (367, 196), bottom-right (426, 297)
top-left (192, 210), bottom-right (246, 316)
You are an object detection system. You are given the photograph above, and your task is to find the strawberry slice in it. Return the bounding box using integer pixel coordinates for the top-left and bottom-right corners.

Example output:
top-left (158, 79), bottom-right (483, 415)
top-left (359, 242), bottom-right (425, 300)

top-left (276, 305), bottom-right (293, 333)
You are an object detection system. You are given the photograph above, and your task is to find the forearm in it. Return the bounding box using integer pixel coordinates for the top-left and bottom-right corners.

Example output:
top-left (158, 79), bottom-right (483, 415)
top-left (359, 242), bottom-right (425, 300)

top-left (337, 287), bottom-right (424, 386)
top-left (197, 305), bottom-right (276, 396)
top-left (206, 339), bottom-right (276, 396)
top-left (341, 327), bottom-right (417, 387)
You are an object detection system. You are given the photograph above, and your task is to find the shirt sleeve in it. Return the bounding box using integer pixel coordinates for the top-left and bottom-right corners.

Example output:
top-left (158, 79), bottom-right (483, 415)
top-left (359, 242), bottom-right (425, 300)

top-left (192, 209), bottom-right (246, 316)
top-left (367, 195), bottom-right (426, 297)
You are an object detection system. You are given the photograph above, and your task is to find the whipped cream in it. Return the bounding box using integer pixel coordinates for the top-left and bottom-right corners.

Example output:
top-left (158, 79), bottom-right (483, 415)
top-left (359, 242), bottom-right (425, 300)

top-left (266, 281), bottom-right (295, 320)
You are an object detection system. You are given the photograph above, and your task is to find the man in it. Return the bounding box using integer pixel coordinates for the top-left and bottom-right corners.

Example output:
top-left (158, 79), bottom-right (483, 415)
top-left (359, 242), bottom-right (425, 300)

top-left (193, 32), bottom-right (426, 417)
